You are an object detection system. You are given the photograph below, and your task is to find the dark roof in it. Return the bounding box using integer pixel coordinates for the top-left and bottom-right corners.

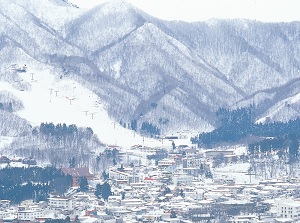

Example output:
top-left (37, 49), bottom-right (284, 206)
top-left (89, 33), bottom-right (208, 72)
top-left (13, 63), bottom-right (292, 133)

top-left (61, 167), bottom-right (93, 177)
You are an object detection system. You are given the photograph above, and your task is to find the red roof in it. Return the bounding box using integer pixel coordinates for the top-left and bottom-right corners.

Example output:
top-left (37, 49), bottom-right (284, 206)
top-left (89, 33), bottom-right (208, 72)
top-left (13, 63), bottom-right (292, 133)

top-left (61, 167), bottom-right (93, 177)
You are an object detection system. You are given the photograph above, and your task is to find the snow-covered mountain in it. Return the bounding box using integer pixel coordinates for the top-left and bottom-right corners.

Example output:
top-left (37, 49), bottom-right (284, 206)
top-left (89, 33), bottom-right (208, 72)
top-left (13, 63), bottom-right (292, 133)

top-left (1, 0), bottom-right (300, 148)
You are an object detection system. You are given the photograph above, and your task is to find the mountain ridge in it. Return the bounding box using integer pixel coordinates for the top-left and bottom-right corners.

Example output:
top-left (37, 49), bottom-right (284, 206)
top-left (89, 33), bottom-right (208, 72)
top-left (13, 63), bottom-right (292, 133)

top-left (1, 0), bottom-right (300, 147)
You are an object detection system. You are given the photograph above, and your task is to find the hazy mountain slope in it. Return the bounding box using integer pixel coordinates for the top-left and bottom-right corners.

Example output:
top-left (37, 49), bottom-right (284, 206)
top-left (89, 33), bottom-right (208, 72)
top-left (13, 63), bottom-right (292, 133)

top-left (58, 0), bottom-right (300, 130)
top-left (0, 0), bottom-right (83, 70)
top-left (1, 0), bottom-right (82, 32)
top-left (0, 110), bottom-right (31, 136)
top-left (2, 0), bottom-right (300, 143)
top-left (0, 65), bottom-right (163, 147)
top-left (91, 22), bottom-right (244, 130)
top-left (66, 0), bottom-right (146, 52)
top-left (64, 3), bottom-right (245, 132)
top-left (153, 19), bottom-right (300, 95)
top-left (242, 77), bottom-right (300, 123)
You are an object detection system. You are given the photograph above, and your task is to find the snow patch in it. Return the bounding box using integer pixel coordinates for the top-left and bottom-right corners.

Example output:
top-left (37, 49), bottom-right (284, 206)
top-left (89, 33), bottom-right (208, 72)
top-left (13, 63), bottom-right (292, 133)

top-left (112, 60), bottom-right (122, 79)
top-left (0, 66), bottom-right (163, 148)
top-left (0, 136), bottom-right (14, 151)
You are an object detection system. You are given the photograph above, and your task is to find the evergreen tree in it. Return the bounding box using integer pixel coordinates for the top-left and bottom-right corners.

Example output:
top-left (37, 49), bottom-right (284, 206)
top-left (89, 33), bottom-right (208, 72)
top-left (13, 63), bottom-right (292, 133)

top-left (69, 157), bottom-right (76, 168)
top-left (50, 173), bottom-right (72, 195)
top-left (140, 122), bottom-right (160, 137)
top-left (74, 215), bottom-right (80, 223)
top-left (65, 216), bottom-right (70, 223)
top-left (172, 141), bottom-right (176, 150)
top-left (0, 167), bottom-right (71, 204)
top-left (163, 187), bottom-right (171, 195)
top-left (130, 119), bottom-right (137, 131)
top-left (121, 192), bottom-right (125, 200)
top-left (94, 182), bottom-right (111, 200)
top-left (78, 177), bottom-right (89, 192)
top-left (95, 183), bottom-right (103, 199)
top-left (287, 134), bottom-right (299, 162)
top-left (102, 182), bottom-right (112, 201)
top-left (102, 171), bottom-right (109, 180)
top-left (8, 102), bottom-right (13, 112)
top-left (170, 211), bottom-right (177, 218)
top-left (180, 189), bottom-right (184, 198)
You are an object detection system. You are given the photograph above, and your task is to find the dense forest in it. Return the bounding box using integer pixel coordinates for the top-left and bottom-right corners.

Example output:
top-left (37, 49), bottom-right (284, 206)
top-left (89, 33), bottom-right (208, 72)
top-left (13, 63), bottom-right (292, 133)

top-left (128, 120), bottom-right (160, 137)
top-left (0, 167), bottom-right (72, 204)
top-left (192, 106), bottom-right (300, 158)
top-left (6, 122), bottom-right (102, 168)
top-left (0, 166), bottom-right (115, 204)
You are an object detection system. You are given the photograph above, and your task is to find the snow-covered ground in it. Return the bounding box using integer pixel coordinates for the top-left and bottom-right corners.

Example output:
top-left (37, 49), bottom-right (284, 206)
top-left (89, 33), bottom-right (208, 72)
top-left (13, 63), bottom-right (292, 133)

top-left (0, 66), bottom-right (166, 148)
top-left (0, 136), bottom-right (14, 151)
top-left (213, 162), bottom-right (260, 185)
top-left (256, 92), bottom-right (300, 124)
top-left (0, 162), bottom-right (27, 169)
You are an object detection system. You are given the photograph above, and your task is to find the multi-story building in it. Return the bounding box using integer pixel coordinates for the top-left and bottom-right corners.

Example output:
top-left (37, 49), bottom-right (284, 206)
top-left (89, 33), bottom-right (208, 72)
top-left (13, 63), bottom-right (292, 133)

top-left (158, 159), bottom-right (177, 172)
top-left (0, 200), bottom-right (10, 209)
top-left (109, 169), bottom-right (139, 184)
top-left (158, 159), bottom-right (176, 167)
top-left (182, 157), bottom-right (207, 176)
top-left (0, 211), bottom-right (11, 220)
top-left (275, 198), bottom-right (300, 221)
top-left (17, 206), bottom-right (44, 221)
top-left (48, 196), bottom-right (73, 211)
top-left (173, 174), bottom-right (193, 186)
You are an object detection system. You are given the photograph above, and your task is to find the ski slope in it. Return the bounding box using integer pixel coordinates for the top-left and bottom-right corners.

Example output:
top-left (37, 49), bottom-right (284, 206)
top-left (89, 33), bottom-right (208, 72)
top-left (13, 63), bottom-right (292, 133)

top-left (0, 67), bottom-right (164, 148)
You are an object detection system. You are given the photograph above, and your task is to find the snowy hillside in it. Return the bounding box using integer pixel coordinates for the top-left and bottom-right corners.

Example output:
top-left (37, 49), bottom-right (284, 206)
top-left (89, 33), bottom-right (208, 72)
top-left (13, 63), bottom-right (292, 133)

top-left (1, 0), bottom-right (300, 147)
top-left (0, 65), bottom-right (163, 148)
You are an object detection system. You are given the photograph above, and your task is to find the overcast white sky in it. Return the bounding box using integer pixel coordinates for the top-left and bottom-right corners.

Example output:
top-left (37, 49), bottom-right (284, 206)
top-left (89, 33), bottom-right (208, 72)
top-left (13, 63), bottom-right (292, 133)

top-left (69, 0), bottom-right (300, 22)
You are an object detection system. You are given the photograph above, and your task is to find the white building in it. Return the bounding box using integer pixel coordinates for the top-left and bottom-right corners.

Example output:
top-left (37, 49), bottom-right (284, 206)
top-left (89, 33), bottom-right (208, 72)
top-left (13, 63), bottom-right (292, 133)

top-left (17, 208), bottom-right (44, 221)
top-left (228, 215), bottom-right (258, 223)
top-left (107, 196), bottom-right (122, 206)
top-left (0, 211), bottom-right (12, 220)
top-left (158, 159), bottom-right (176, 168)
top-left (109, 169), bottom-right (140, 184)
top-left (182, 157), bottom-right (203, 176)
top-left (48, 196), bottom-right (73, 210)
top-left (275, 198), bottom-right (300, 221)
top-left (0, 200), bottom-right (10, 208)
top-left (120, 198), bottom-right (144, 208)
top-left (173, 174), bottom-right (193, 186)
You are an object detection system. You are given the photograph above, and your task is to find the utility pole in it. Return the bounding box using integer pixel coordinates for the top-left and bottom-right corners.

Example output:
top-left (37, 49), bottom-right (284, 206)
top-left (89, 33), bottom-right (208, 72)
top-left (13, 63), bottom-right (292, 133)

top-left (49, 88), bottom-right (53, 102)
top-left (91, 112), bottom-right (96, 119)
top-left (66, 97), bottom-right (76, 105)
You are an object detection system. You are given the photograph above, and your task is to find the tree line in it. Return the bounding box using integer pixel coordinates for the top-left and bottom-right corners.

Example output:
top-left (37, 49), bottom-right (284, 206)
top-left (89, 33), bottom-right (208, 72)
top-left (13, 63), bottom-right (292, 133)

top-left (0, 102), bottom-right (13, 112)
top-left (11, 122), bottom-right (100, 168)
top-left (192, 106), bottom-right (300, 157)
top-left (192, 106), bottom-right (254, 146)
top-left (0, 167), bottom-right (72, 204)
top-left (131, 120), bottom-right (160, 137)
